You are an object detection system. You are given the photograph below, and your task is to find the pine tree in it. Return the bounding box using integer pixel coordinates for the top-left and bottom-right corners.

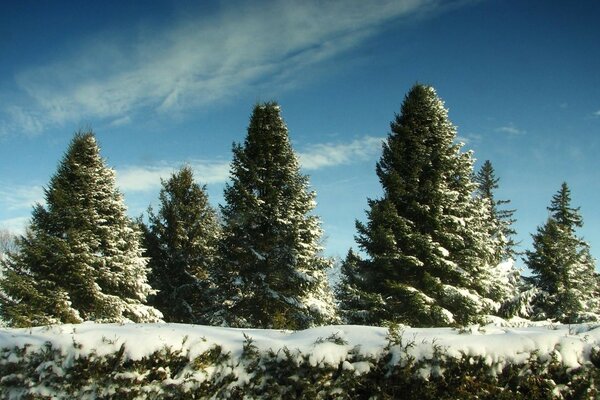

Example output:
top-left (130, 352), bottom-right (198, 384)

top-left (342, 84), bottom-right (496, 327)
top-left (0, 132), bottom-right (161, 327)
top-left (142, 166), bottom-right (220, 324)
top-left (548, 182), bottom-right (583, 230)
top-left (335, 249), bottom-right (385, 325)
top-left (472, 160), bottom-right (522, 316)
top-left (525, 182), bottom-right (599, 323)
top-left (214, 102), bottom-right (336, 329)
top-left (474, 160), bottom-right (517, 262)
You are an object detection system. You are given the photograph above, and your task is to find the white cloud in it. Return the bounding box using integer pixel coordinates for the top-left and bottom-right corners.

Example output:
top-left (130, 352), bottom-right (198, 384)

top-left (0, 184), bottom-right (45, 211)
top-left (593, 110), bottom-right (600, 117)
top-left (115, 161), bottom-right (230, 193)
top-left (495, 124), bottom-right (524, 135)
top-left (115, 134), bottom-right (384, 192)
top-left (298, 136), bottom-right (383, 170)
top-left (4, 0), bottom-right (453, 135)
top-left (0, 184), bottom-right (43, 235)
top-left (0, 217), bottom-right (29, 235)
top-left (0, 106), bottom-right (44, 136)
top-left (109, 115), bottom-right (132, 127)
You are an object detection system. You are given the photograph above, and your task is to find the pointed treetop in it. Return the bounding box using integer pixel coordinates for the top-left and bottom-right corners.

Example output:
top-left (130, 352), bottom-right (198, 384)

top-left (475, 160), bottom-right (499, 202)
top-left (548, 182), bottom-right (582, 229)
top-left (395, 84), bottom-right (451, 129)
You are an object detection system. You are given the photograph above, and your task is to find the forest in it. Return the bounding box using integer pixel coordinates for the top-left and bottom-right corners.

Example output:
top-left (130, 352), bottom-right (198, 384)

top-left (1, 83), bottom-right (597, 329)
top-left (1, 84), bottom-right (599, 399)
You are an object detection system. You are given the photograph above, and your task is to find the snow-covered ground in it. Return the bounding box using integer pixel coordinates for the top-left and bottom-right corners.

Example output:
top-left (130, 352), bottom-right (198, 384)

top-left (2, 321), bottom-right (599, 371)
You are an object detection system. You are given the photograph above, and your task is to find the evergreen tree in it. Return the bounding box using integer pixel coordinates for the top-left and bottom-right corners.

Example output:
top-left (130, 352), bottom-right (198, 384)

top-left (342, 84), bottom-right (496, 327)
top-left (142, 166), bottom-right (220, 324)
top-left (548, 182), bottom-right (583, 230)
top-left (0, 132), bottom-right (161, 327)
top-left (525, 182), bottom-right (599, 322)
top-left (214, 103), bottom-right (336, 329)
top-left (474, 160), bottom-right (517, 261)
top-left (335, 249), bottom-right (384, 325)
top-left (472, 160), bottom-right (522, 316)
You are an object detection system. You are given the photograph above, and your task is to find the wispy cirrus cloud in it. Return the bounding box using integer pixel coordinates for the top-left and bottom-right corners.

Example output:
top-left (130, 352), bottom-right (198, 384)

top-left (115, 135), bottom-right (384, 192)
top-left (298, 136), bottom-right (383, 170)
top-left (495, 123), bottom-right (525, 135)
top-left (593, 110), bottom-right (600, 117)
top-left (0, 106), bottom-right (45, 137)
top-left (2, 0), bottom-right (463, 135)
top-left (116, 161), bottom-right (231, 193)
top-left (0, 184), bottom-right (44, 234)
top-left (0, 184), bottom-right (45, 211)
top-left (0, 216), bottom-right (30, 234)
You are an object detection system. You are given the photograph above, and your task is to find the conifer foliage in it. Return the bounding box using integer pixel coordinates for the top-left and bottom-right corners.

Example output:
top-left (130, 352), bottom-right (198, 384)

top-left (0, 132), bottom-right (161, 327)
top-left (474, 160), bottom-right (517, 262)
top-left (339, 84), bottom-right (497, 327)
top-left (215, 103), bottom-right (336, 329)
top-left (142, 166), bottom-right (220, 324)
top-left (525, 182), bottom-right (599, 322)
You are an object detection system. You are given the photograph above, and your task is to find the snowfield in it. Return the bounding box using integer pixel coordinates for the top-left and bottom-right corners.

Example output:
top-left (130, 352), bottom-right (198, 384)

top-left (2, 321), bottom-right (599, 371)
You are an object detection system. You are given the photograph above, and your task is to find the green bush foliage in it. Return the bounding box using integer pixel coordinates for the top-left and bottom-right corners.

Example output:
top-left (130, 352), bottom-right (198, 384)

top-left (2, 328), bottom-right (598, 399)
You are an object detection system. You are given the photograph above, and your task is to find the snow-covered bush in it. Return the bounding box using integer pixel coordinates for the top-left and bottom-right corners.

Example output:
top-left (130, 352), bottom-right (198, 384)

top-left (1, 322), bottom-right (599, 399)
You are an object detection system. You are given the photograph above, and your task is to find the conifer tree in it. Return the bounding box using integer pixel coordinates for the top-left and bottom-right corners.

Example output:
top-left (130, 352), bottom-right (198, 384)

top-left (214, 103), bottom-right (336, 329)
top-left (335, 249), bottom-right (384, 325)
top-left (142, 166), bottom-right (220, 323)
top-left (472, 160), bottom-right (522, 316)
top-left (341, 84), bottom-right (496, 327)
top-left (0, 132), bottom-right (161, 327)
top-left (474, 160), bottom-right (517, 262)
top-left (525, 182), bottom-right (599, 322)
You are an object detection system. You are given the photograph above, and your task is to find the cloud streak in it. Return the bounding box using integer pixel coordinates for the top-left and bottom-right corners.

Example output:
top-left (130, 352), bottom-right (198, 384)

top-left (115, 135), bottom-right (383, 192)
top-left (3, 0), bottom-right (453, 135)
top-left (0, 184), bottom-right (45, 211)
top-left (495, 124), bottom-right (525, 135)
top-left (298, 136), bottom-right (383, 170)
top-left (116, 161), bottom-right (231, 193)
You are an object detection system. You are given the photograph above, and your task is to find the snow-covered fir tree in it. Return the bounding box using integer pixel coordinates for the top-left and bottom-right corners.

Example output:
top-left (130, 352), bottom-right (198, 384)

top-left (525, 182), bottom-right (600, 323)
top-left (142, 166), bottom-right (221, 324)
top-left (474, 160), bottom-right (517, 262)
top-left (472, 160), bottom-right (522, 316)
top-left (214, 103), bottom-right (337, 329)
top-left (339, 84), bottom-right (499, 327)
top-left (0, 132), bottom-right (162, 327)
top-left (335, 249), bottom-right (382, 325)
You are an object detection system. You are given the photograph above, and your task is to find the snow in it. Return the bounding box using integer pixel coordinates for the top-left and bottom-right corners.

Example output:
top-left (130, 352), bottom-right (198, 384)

top-left (2, 321), bottom-right (599, 372)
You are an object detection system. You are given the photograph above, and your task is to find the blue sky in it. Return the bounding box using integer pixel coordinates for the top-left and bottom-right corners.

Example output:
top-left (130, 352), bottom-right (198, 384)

top-left (1, 0), bottom-right (599, 269)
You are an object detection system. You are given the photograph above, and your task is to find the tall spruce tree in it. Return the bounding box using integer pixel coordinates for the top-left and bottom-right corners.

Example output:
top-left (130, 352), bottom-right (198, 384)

top-left (340, 84), bottom-right (496, 327)
top-left (525, 182), bottom-right (599, 322)
top-left (214, 102), bottom-right (336, 329)
top-left (474, 160), bottom-right (517, 262)
top-left (142, 166), bottom-right (220, 323)
top-left (0, 132), bottom-right (161, 327)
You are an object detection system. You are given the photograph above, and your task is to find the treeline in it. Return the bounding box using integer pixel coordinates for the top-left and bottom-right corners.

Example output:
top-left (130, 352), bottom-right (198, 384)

top-left (0, 84), bottom-right (598, 329)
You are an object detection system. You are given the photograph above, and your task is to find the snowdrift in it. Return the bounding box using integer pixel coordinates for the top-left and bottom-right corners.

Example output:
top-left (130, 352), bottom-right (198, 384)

top-left (2, 322), bottom-right (600, 399)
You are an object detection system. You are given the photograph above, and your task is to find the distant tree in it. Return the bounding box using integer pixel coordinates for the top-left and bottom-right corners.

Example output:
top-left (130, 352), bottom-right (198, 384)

top-left (335, 249), bottom-right (384, 325)
top-left (340, 84), bottom-right (497, 327)
top-left (0, 229), bottom-right (19, 258)
top-left (142, 166), bottom-right (221, 324)
top-left (474, 160), bottom-right (517, 261)
top-left (214, 103), bottom-right (337, 329)
top-left (525, 182), bottom-right (599, 323)
top-left (0, 132), bottom-right (162, 327)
